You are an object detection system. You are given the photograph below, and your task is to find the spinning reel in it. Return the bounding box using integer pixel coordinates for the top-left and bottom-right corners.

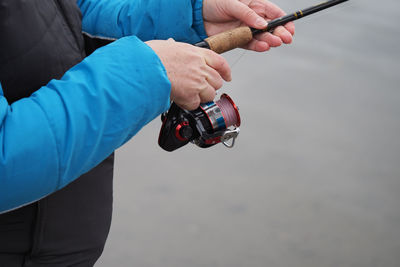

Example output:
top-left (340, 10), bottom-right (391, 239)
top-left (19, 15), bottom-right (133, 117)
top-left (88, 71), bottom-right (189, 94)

top-left (158, 94), bottom-right (241, 152)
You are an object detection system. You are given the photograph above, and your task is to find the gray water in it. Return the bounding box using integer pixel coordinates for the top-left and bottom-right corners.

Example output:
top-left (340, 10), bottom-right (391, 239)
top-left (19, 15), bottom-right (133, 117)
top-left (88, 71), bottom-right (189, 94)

top-left (97, 1), bottom-right (400, 266)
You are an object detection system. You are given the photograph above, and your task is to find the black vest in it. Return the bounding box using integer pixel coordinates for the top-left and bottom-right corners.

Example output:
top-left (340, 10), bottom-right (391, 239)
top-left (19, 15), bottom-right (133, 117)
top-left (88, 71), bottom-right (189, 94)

top-left (0, 0), bottom-right (114, 261)
top-left (0, 0), bottom-right (85, 103)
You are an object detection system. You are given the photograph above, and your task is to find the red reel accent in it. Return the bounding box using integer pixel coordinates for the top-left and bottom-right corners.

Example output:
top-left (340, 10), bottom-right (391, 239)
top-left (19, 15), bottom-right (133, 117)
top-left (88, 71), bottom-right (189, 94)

top-left (175, 121), bottom-right (189, 141)
top-left (204, 136), bottom-right (222, 145)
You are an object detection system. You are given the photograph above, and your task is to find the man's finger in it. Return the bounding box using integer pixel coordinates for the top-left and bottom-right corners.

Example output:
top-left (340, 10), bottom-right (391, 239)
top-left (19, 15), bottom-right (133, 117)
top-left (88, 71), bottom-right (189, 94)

top-left (199, 84), bottom-right (217, 104)
top-left (184, 96), bottom-right (201, 111)
top-left (262, 1), bottom-right (286, 19)
top-left (254, 32), bottom-right (282, 47)
top-left (244, 39), bottom-right (270, 52)
top-left (204, 66), bottom-right (224, 90)
top-left (202, 49), bottom-right (232, 82)
top-left (272, 26), bottom-right (293, 44)
top-left (227, 0), bottom-right (268, 29)
top-left (284, 21), bottom-right (295, 36)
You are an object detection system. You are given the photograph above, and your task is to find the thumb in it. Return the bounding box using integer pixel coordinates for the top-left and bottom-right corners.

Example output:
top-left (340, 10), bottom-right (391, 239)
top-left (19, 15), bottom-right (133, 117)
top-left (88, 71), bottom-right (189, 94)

top-left (229, 1), bottom-right (267, 29)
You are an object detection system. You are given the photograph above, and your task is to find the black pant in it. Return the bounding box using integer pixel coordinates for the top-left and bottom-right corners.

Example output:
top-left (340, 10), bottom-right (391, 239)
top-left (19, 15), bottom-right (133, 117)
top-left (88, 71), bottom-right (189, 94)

top-left (0, 154), bottom-right (114, 267)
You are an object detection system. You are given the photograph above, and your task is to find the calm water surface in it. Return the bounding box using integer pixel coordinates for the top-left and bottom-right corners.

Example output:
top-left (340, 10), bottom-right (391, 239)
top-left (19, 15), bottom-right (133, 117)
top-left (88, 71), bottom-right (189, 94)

top-left (98, 1), bottom-right (400, 266)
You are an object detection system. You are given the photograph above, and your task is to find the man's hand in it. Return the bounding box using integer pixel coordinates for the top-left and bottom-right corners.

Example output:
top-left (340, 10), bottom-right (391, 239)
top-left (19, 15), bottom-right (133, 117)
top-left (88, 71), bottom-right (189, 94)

top-left (203, 0), bottom-right (295, 52)
top-left (146, 39), bottom-right (231, 110)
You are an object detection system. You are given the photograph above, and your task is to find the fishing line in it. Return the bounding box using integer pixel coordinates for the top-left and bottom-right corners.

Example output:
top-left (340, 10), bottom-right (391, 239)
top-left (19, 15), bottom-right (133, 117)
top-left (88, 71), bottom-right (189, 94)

top-left (216, 94), bottom-right (240, 127)
top-left (230, 50), bottom-right (247, 69)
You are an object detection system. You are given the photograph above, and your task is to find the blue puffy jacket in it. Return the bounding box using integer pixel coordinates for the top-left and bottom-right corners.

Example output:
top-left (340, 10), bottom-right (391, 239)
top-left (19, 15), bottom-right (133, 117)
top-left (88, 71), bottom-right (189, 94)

top-left (0, 0), bottom-right (207, 213)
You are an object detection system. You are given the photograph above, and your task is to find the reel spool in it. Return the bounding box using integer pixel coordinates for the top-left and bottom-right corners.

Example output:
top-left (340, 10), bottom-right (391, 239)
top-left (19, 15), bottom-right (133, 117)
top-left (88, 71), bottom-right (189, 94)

top-left (158, 94), bottom-right (241, 152)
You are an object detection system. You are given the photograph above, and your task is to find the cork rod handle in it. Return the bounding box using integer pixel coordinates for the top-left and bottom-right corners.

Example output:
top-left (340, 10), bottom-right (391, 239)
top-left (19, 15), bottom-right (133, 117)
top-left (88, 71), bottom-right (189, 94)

top-left (204, 26), bottom-right (253, 54)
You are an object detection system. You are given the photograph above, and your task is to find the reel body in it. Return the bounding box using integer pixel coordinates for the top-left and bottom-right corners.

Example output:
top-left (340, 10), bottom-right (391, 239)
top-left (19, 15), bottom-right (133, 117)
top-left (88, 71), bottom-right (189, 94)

top-left (158, 94), bottom-right (241, 152)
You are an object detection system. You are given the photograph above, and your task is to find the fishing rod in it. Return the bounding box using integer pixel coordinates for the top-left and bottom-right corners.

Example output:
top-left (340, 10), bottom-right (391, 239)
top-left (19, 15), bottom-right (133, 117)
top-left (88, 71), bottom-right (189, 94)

top-left (158, 0), bottom-right (350, 152)
top-left (195, 0), bottom-right (349, 54)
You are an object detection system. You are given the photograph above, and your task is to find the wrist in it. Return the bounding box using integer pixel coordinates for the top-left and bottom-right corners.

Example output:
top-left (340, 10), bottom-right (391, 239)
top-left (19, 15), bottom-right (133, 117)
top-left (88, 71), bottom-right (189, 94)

top-left (192, 0), bottom-right (208, 39)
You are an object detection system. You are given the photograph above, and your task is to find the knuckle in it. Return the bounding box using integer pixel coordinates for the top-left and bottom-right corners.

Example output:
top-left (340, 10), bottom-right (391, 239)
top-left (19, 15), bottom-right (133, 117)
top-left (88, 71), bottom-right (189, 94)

top-left (192, 75), bottom-right (205, 87)
top-left (200, 88), bottom-right (215, 102)
top-left (215, 77), bottom-right (223, 89)
top-left (244, 9), bottom-right (257, 20)
top-left (214, 55), bottom-right (225, 68)
top-left (213, 55), bottom-right (229, 74)
top-left (195, 55), bottom-right (205, 65)
top-left (189, 98), bottom-right (201, 110)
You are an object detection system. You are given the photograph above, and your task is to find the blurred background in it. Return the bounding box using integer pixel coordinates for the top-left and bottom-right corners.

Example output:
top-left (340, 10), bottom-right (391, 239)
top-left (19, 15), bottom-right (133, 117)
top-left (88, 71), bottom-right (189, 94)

top-left (98, 0), bottom-right (400, 266)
